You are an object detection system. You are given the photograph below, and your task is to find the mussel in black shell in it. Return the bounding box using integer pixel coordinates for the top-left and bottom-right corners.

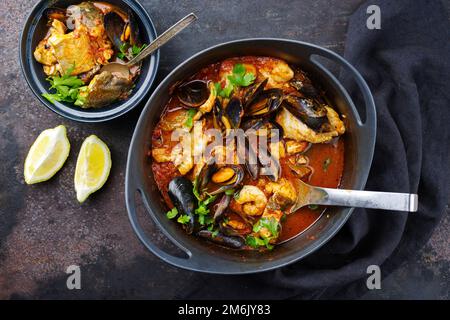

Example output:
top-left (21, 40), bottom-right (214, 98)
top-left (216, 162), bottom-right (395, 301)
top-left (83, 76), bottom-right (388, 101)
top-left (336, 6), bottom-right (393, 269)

top-left (176, 80), bottom-right (210, 108)
top-left (168, 177), bottom-right (196, 234)
top-left (197, 230), bottom-right (245, 249)
top-left (213, 97), bottom-right (244, 132)
top-left (104, 9), bottom-right (140, 52)
top-left (283, 95), bottom-right (328, 131)
top-left (244, 88), bottom-right (283, 118)
top-left (195, 161), bottom-right (244, 198)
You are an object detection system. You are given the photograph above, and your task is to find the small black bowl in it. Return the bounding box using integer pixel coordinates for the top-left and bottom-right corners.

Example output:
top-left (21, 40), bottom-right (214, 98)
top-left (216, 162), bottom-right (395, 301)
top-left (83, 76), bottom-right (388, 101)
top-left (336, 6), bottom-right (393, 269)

top-left (20, 0), bottom-right (159, 122)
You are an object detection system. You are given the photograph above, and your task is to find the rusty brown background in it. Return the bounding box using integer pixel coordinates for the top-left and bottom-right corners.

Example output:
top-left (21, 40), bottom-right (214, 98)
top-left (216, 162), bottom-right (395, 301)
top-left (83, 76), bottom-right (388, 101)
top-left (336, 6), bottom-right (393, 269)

top-left (0, 0), bottom-right (448, 299)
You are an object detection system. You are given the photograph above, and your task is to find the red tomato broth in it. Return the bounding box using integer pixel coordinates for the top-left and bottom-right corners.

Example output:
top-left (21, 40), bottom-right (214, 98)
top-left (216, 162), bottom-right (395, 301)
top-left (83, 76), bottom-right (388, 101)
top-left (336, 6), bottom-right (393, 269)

top-left (150, 56), bottom-right (345, 247)
top-left (278, 138), bottom-right (344, 242)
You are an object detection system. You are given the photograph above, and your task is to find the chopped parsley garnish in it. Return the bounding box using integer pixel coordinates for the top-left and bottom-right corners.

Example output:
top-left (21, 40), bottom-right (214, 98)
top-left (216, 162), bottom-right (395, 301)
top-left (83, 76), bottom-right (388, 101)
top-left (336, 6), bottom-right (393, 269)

top-left (117, 43), bottom-right (128, 60)
top-left (246, 217), bottom-right (280, 250)
top-left (214, 82), bottom-right (234, 98)
top-left (131, 43), bottom-right (146, 56)
top-left (228, 63), bottom-right (256, 87)
top-left (211, 229), bottom-right (219, 238)
top-left (195, 194), bottom-right (217, 226)
top-left (177, 214), bottom-right (191, 224)
top-left (214, 63), bottom-right (256, 98)
top-left (118, 43), bottom-right (147, 60)
top-left (42, 65), bottom-right (86, 106)
top-left (184, 108), bottom-right (197, 128)
top-left (246, 235), bottom-right (273, 250)
top-left (323, 157), bottom-right (332, 172)
top-left (308, 204), bottom-right (319, 210)
top-left (166, 206), bottom-right (190, 225)
top-left (166, 207), bottom-right (178, 219)
top-left (191, 178), bottom-right (218, 226)
top-left (253, 217), bottom-right (280, 237)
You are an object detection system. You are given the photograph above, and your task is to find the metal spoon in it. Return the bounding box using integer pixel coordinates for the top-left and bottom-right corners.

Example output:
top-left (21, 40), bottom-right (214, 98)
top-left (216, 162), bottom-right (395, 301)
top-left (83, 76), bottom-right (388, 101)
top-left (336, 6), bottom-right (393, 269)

top-left (100, 13), bottom-right (198, 77)
top-left (292, 179), bottom-right (418, 212)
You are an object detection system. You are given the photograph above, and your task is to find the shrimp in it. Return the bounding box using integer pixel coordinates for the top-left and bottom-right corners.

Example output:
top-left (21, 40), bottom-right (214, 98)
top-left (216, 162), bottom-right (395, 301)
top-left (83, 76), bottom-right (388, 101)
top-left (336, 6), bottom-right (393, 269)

top-left (234, 185), bottom-right (268, 216)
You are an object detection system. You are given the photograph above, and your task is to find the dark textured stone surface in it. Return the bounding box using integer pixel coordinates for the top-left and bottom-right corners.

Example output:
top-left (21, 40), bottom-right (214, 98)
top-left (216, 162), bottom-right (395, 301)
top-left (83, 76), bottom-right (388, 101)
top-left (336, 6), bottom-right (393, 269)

top-left (0, 0), bottom-right (448, 299)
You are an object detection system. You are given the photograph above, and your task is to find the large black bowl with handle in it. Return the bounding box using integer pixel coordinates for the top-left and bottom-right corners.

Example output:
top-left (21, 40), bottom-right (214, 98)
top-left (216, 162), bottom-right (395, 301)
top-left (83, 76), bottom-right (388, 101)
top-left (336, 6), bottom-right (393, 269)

top-left (20, 0), bottom-right (159, 122)
top-left (125, 38), bottom-right (377, 274)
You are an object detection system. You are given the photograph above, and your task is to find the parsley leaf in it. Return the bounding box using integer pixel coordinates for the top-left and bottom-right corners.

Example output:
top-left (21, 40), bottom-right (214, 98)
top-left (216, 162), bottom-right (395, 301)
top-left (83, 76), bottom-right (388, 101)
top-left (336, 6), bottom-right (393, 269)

top-left (246, 217), bottom-right (280, 250)
top-left (131, 44), bottom-right (147, 57)
top-left (193, 178), bottom-right (201, 201)
top-left (241, 73), bottom-right (256, 86)
top-left (222, 83), bottom-right (234, 97)
top-left (42, 65), bottom-right (86, 106)
top-left (166, 207), bottom-right (178, 219)
top-left (246, 235), bottom-right (266, 248)
top-left (253, 217), bottom-right (280, 238)
top-left (232, 63), bottom-right (246, 75)
top-left (193, 192), bottom-right (217, 226)
top-left (117, 43), bottom-right (147, 60)
top-left (184, 108), bottom-right (197, 128)
top-left (177, 215), bottom-right (191, 224)
top-left (120, 43), bottom-right (127, 53)
top-left (308, 204), bottom-right (319, 210)
top-left (117, 43), bottom-right (128, 60)
top-left (202, 194), bottom-right (217, 206)
top-left (213, 63), bottom-right (255, 98)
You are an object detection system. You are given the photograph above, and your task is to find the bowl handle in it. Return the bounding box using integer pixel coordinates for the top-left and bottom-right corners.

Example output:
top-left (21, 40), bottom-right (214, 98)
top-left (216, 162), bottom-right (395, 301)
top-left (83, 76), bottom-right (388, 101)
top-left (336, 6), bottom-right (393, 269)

top-left (308, 48), bottom-right (377, 133)
top-left (125, 169), bottom-right (203, 270)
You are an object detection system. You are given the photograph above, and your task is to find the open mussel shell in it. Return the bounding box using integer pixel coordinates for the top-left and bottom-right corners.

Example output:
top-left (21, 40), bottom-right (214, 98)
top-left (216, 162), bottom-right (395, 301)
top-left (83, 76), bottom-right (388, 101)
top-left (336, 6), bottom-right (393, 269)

top-left (290, 79), bottom-right (321, 98)
top-left (197, 162), bottom-right (244, 197)
top-left (197, 230), bottom-right (245, 249)
top-left (219, 212), bottom-right (253, 237)
top-left (104, 10), bottom-right (140, 51)
top-left (283, 95), bottom-right (328, 131)
top-left (168, 177), bottom-right (195, 234)
top-left (244, 140), bottom-right (259, 180)
top-left (242, 118), bottom-right (283, 140)
top-left (243, 78), bottom-right (268, 108)
top-left (176, 80), bottom-right (209, 108)
top-left (241, 119), bottom-right (282, 181)
top-left (289, 70), bottom-right (321, 98)
top-left (212, 194), bottom-right (231, 221)
top-left (126, 10), bottom-right (140, 45)
top-left (213, 97), bottom-right (244, 132)
top-left (224, 97), bottom-right (244, 129)
top-left (245, 88), bottom-right (283, 117)
top-left (104, 11), bottom-right (126, 50)
top-left (242, 135), bottom-right (281, 182)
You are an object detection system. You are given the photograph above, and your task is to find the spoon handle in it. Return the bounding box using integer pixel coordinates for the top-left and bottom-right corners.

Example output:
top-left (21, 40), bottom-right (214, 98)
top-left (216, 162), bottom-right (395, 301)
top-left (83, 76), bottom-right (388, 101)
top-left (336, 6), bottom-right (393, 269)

top-left (127, 13), bottom-right (198, 66)
top-left (313, 188), bottom-right (418, 212)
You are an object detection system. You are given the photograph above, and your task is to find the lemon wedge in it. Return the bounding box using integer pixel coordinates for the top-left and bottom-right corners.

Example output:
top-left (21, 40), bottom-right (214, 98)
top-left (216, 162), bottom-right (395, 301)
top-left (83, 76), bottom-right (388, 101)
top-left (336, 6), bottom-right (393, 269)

top-left (24, 125), bottom-right (70, 184)
top-left (74, 135), bottom-right (111, 203)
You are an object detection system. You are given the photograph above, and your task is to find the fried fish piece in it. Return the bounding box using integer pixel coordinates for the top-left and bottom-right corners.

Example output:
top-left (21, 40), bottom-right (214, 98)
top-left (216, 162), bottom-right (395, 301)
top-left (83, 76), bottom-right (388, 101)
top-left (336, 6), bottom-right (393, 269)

top-left (47, 25), bottom-right (97, 75)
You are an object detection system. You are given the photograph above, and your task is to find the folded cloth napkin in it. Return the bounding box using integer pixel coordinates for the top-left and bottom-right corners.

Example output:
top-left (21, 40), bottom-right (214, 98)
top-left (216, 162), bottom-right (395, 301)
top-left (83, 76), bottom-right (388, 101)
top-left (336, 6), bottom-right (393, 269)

top-left (179, 0), bottom-right (450, 299)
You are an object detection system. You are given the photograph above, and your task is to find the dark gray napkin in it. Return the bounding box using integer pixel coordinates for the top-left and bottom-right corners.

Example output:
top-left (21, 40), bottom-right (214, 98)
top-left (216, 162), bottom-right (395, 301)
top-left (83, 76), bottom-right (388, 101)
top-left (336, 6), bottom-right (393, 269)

top-left (179, 0), bottom-right (450, 299)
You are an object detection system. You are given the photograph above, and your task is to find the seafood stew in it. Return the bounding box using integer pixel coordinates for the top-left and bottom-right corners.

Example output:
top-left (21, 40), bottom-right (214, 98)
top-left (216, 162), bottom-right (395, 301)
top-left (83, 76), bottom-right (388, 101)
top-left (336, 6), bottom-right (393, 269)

top-left (34, 1), bottom-right (146, 108)
top-left (150, 56), bottom-right (346, 251)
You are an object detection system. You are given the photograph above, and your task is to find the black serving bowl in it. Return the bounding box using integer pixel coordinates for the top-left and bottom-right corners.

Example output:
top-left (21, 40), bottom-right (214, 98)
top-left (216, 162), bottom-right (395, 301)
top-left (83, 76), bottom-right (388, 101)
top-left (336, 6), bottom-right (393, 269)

top-left (126, 39), bottom-right (377, 274)
top-left (20, 0), bottom-right (159, 122)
